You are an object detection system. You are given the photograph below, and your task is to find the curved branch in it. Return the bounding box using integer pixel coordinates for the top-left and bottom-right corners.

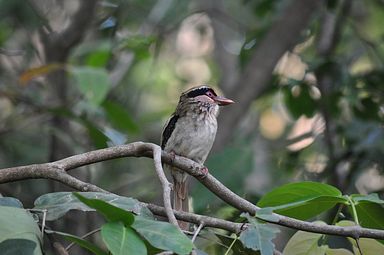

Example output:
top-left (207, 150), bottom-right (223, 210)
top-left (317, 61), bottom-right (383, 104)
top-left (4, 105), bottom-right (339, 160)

top-left (149, 144), bottom-right (179, 228)
top-left (1, 142), bottom-right (384, 240)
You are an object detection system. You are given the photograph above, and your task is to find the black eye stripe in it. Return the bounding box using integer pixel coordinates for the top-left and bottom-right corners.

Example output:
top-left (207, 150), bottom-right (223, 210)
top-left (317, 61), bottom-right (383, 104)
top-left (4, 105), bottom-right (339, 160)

top-left (187, 87), bottom-right (216, 98)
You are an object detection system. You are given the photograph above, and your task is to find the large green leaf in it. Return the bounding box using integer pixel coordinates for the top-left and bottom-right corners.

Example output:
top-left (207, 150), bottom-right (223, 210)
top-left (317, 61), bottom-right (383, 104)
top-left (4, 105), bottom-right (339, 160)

top-left (257, 182), bottom-right (348, 220)
top-left (239, 213), bottom-right (279, 255)
top-left (0, 206), bottom-right (42, 255)
top-left (34, 192), bottom-right (152, 221)
top-left (46, 230), bottom-right (108, 255)
top-left (349, 194), bottom-right (384, 230)
top-left (132, 216), bottom-right (194, 255)
top-left (102, 222), bottom-right (146, 255)
top-left (71, 66), bottom-right (110, 106)
top-left (73, 193), bottom-right (135, 226)
top-left (284, 222), bottom-right (354, 255)
top-left (283, 223), bottom-right (327, 255)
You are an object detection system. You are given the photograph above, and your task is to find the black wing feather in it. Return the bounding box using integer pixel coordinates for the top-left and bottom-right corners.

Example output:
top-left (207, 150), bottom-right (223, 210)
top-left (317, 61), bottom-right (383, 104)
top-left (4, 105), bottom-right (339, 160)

top-left (161, 114), bottom-right (179, 149)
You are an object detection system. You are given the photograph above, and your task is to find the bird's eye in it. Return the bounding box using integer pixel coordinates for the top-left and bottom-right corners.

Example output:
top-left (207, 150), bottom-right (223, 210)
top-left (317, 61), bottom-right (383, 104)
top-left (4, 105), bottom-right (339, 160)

top-left (206, 91), bottom-right (213, 97)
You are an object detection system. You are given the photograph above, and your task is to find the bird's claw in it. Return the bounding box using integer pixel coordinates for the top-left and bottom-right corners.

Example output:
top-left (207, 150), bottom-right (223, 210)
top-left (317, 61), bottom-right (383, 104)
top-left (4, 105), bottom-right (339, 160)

top-left (198, 167), bottom-right (209, 178)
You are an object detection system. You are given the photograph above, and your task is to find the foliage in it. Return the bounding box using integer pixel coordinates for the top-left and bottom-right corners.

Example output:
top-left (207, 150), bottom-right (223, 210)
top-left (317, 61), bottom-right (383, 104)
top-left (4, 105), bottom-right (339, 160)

top-left (1, 0), bottom-right (384, 254)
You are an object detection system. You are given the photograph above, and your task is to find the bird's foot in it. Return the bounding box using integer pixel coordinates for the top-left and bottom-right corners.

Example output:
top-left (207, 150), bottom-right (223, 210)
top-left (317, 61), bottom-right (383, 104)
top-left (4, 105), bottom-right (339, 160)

top-left (198, 166), bottom-right (209, 178)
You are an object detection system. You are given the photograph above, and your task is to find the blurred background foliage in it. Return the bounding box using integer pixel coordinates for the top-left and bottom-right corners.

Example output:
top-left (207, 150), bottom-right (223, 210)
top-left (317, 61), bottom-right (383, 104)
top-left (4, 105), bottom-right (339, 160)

top-left (0, 0), bottom-right (384, 253)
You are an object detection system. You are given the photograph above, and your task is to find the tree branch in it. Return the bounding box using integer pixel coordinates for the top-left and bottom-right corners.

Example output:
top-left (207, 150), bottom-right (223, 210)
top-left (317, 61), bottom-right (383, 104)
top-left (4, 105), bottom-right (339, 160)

top-left (1, 142), bottom-right (384, 240)
top-left (149, 144), bottom-right (179, 228)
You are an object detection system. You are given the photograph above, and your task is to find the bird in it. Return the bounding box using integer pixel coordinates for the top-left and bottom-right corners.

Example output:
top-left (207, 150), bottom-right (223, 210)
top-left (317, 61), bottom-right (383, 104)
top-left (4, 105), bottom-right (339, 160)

top-left (161, 85), bottom-right (234, 229)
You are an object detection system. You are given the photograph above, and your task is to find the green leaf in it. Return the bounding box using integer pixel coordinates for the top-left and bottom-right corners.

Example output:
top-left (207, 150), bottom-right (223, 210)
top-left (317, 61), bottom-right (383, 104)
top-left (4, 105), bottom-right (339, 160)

top-left (73, 193), bottom-right (135, 226)
top-left (0, 197), bottom-right (23, 208)
top-left (34, 192), bottom-right (152, 221)
top-left (239, 213), bottom-right (279, 255)
top-left (71, 66), bottom-right (110, 106)
top-left (0, 206), bottom-right (42, 255)
top-left (325, 248), bottom-right (353, 255)
top-left (82, 120), bottom-right (109, 149)
top-left (102, 222), bottom-right (146, 255)
top-left (355, 201), bottom-right (384, 230)
top-left (46, 230), bottom-right (108, 255)
top-left (351, 193), bottom-right (384, 204)
top-left (257, 182), bottom-right (348, 220)
top-left (0, 239), bottom-right (37, 255)
top-left (337, 220), bottom-right (384, 253)
top-left (132, 216), bottom-right (194, 255)
top-left (102, 100), bottom-right (139, 133)
top-left (87, 51), bottom-right (111, 68)
top-left (283, 222), bottom-right (328, 255)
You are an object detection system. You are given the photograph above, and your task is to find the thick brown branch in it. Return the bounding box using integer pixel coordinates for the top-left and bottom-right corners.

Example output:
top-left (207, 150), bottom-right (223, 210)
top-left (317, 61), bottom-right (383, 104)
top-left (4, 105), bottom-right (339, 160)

top-left (1, 142), bottom-right (384, 240)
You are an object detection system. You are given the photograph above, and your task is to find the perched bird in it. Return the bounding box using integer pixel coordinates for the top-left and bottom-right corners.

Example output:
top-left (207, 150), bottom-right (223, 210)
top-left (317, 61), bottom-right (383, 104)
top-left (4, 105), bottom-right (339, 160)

top-left (161, 85), bottom-right (234, 229)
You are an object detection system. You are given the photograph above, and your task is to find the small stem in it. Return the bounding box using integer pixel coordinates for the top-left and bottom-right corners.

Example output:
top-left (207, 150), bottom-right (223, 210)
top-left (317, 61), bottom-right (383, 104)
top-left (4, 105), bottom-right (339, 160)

top-left (331, 204), bottom-right (344, 225)
top-left (346, 196), bottom-right (359, 225)
top-left (346, 196), bottom-right (363, 254)
top-left (191, 223), bottom-right (204, 243)
top-left (224, 235), bottom-right (238, 255)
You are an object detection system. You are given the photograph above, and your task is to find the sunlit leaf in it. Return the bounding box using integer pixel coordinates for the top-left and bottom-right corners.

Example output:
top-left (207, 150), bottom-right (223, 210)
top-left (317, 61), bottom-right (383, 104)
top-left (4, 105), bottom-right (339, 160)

top-left (257, 182), bottom-right (348, 220)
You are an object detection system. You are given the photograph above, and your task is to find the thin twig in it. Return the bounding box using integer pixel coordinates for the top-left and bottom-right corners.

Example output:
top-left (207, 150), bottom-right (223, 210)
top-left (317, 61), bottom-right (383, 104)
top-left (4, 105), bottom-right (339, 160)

top-left (66, 228), bottom-right (101, 251)
top-left (191, 222), bottom-right (204, 243)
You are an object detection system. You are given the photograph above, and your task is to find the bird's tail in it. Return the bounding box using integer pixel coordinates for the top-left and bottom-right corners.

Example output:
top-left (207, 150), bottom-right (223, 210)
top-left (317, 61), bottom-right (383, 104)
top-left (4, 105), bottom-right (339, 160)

top-left (173, 175), bottom-right (189, 230)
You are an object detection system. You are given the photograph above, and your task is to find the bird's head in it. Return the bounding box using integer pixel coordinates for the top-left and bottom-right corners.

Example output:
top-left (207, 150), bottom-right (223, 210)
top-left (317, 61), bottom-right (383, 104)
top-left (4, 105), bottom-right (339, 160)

top-left (181, 85), bottom-right (234, 105)
top-left (176, 85), bottom-right (234, 116)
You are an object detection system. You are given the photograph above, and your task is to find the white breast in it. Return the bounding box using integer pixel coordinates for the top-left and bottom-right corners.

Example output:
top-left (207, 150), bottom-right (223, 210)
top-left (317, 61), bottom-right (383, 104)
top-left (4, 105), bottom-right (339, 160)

top-left (164, 112), bottom-right (218, 164)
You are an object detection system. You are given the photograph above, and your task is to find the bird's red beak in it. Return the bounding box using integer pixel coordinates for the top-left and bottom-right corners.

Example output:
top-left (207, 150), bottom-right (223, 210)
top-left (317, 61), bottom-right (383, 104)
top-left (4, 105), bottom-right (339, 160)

top-left (213, 96), bottom-right (235, 106)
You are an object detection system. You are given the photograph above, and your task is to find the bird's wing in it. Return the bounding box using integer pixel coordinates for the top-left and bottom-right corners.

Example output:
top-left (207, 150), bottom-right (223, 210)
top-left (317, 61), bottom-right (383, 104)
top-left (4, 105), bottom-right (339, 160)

top-left (161, 113), bottom-right (179, 149)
